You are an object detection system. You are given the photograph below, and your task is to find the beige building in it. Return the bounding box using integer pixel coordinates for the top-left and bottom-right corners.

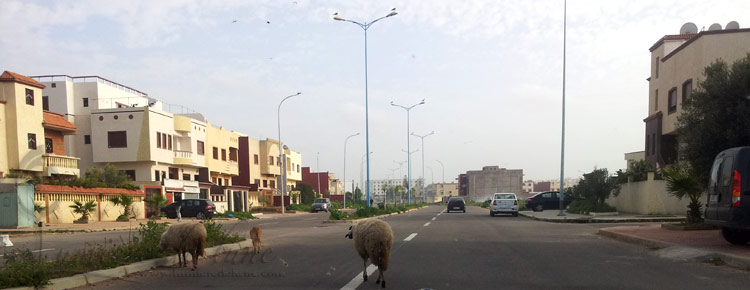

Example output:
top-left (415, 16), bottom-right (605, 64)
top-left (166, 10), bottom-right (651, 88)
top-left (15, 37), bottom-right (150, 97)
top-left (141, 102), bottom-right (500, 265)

top-left (644, 24), bottom-right (750, 167)
top-left (205, 123), bottom-right (252, 212)
top-left (234, 137), bottom-right (302, 207)
top-left (0, 71), bottom-right (80, 179)
top-left (425, 182), bottom-right (458, 202)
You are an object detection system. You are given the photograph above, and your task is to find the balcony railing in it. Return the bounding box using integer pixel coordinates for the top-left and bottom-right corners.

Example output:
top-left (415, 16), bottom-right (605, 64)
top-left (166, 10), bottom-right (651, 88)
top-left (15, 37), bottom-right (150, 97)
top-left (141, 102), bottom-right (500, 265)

top-left (43, 154), bottom-right (80, 176)
top-left (174, 150), bottom-right (192, 159)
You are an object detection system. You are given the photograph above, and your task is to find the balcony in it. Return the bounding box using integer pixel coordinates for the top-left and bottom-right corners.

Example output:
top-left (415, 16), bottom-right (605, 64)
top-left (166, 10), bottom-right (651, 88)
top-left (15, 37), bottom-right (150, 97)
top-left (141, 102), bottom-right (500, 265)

top-left (43, 154), bottom-right (80, 177)
top-left (174, 150), bottom-right (193, 165)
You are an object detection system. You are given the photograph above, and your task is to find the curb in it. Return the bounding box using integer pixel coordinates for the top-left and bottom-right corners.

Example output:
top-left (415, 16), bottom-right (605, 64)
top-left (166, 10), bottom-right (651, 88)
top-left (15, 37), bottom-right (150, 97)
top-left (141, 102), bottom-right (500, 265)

top-left (598, 228), bottom-right (750, 271)
top-left (323, 206), bottom-right (427, 224)
top-left (4, 240), bottom-right (252, 290)
top-left (518, 211), bottom-right (685, 223)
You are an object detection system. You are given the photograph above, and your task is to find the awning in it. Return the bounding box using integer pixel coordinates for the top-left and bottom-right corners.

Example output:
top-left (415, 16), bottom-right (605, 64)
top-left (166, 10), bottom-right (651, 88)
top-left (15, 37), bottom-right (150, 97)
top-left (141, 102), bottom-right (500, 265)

top-left (165, 187), bottom-right (185, 192)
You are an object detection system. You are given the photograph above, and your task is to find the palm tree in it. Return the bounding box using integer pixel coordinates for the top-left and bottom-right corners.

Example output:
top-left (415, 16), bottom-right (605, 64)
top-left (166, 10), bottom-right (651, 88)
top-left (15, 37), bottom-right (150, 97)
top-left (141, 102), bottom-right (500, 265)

top-left (69, 200), bottom-right (96, 221)
top-left (664, 165), bottom-right (705, 224)
top-left (110, 193), bottom-right (135, 219)
top-left (145, 194), bottom-right (167, 219)
top-left (34, 203), bottom-right (46, 222)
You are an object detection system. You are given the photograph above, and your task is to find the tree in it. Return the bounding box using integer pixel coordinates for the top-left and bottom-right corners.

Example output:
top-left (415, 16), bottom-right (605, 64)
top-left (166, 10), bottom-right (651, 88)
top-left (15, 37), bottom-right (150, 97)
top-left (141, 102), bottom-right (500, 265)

top-left (298, 183), bottom-right (315, 204)
top-left (69, 200), bottom-right (96, 221)
top-left (677, 54), bottom-right (750, 184)
top-left (569, 168), bottom-right (619, 205)
top-left (34, 203), bottom-right (46, 222)
top-left (663, 164), bottom-right (704, 224)
top-left (354, 187), bottom-right (363, 201)
top-left (110, 193), bottom-right (135, 219)
top-left (145, 194), bottom-right (167, 219)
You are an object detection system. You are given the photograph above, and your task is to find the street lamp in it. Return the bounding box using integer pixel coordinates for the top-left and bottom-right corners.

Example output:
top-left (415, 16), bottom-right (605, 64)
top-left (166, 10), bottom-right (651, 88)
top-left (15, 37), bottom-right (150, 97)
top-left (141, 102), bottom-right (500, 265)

top-left (436, 160), bottom-right (445, 202)
top-left (343, 132), bottom-right (360, 208)
top-left (334, 8), bottom-right (398, 208)
top-left (412, 131), bottom-right (434, 203)
top-left (317, 152), bottom-right (321, 197)
top-left (278, 92), bottom-right (302, 214)
top-left (401, 147), bottom-right (420, 203)
top-left (360, 151), bottom-right (373, 202)
top-left (393, 98), bottom-right (426, 203)
top-left (558, 0), bottom-right (568, 216)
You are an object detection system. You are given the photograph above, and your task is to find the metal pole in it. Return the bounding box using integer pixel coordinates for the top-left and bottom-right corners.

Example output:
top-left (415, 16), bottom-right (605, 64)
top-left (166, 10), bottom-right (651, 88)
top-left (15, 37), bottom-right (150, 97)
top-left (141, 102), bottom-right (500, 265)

top-left (407, 110), bottom-right (411, 204)
top-left (343, 133), bottom-right (359, 208)
top-left (317, 152), bottom-right (321, 196)
top-left (278, 92), bottom-right (301, 214)
top-left (558, 0), bottom-right (567, 216)
top-left (412, 132), bottom-right (433, 204)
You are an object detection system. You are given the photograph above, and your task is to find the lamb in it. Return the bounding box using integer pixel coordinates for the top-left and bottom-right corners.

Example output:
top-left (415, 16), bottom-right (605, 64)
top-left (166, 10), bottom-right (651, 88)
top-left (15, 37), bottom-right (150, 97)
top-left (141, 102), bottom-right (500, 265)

top-left (250, 226), bottom-right (262, 253)
top-left (159, 222), bottom-right (207, 270)
top-left (345, 219), bottom-right (394, 288)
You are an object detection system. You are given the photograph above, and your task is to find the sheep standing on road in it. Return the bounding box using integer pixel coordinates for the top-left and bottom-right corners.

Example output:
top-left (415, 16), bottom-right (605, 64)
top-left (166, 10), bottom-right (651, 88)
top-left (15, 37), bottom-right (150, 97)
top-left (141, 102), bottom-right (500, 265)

top-left (346, 219), bottom-right (394, 288)
top-left (159, 222), bottom-right (207, 270)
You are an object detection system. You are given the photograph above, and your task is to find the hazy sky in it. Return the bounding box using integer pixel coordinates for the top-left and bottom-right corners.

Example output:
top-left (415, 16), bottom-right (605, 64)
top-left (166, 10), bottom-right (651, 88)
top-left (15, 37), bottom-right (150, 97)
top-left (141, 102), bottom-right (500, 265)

top-left (2, 0), bottom-right (749, 184)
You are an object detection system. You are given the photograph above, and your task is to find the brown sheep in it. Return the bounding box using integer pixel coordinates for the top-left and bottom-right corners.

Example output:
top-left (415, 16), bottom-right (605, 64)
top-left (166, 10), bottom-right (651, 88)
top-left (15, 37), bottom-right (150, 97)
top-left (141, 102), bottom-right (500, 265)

top-left (159, 223), bottom-right (207, 270)
top-left (250, 226), bottom-right (262, 253)
top-left (346, 219), bottom-right (394, 288)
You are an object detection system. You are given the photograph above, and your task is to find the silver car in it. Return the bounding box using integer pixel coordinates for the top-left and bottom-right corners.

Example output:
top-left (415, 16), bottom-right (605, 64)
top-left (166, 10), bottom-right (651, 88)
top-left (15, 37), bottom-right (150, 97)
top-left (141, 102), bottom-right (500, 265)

top-left (311, 198), bottom-right (331, 213)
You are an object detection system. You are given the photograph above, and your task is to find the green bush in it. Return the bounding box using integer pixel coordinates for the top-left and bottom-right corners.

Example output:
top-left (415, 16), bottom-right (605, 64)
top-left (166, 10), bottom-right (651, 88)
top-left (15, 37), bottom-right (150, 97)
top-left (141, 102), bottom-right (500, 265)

top-left (328, 208), bottom-right (350, 220)
top-left (203, 220), bottom-right (245, 248)
top-left (0, 250), bottom-right (50, 288)
top-left (215, 211), bottom-right (256, 220)
top-left (566, 200), bottom-right (617, 215)
top-left (330, 201), bottom-right (343, 209)
top-left (286, 204), bottom-right (312, 212)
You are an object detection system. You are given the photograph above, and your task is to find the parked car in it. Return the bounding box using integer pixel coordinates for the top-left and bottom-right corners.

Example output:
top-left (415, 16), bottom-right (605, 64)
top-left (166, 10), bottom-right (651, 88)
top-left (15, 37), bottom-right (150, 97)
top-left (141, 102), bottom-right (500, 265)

top-left (446, 197), bottom-right (466, 213)
top-left (311, 198), bottom-right (332, 213)
top-left (490, 193), bottom-right (518, 217)
top-left (161, 199), bottom-right (217, 220)
top-left (525, 191), bottom-right (573, 212)
top-left (705, 147), bottom-right (750, 245)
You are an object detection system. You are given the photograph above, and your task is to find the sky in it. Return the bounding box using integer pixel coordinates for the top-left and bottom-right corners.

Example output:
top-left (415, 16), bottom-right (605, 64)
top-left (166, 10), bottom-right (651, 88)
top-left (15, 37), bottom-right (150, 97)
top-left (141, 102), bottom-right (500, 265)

top-left (2, 0), bottom-right (749, 185)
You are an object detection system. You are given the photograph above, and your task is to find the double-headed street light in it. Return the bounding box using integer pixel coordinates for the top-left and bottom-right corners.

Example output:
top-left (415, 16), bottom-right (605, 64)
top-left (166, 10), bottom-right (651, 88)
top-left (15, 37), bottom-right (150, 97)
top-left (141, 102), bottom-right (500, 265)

top-left (278, 92), bottom-right (302, 214)
top-left (401, 147), bottom-right (420, 203)
top-left (334, 8), bottom-right (398, 207)
top-left (343, 133), bottom-right (360, 208)
top-left (392, 99), bottom-right (425, 204)
top-left (412, 131), bottom-right (434, 204)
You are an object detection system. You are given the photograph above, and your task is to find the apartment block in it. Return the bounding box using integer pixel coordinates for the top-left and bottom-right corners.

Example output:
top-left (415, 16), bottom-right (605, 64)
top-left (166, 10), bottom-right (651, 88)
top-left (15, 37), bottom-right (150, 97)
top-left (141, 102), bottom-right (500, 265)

top-left (464, 166), bottom-right (523, 202)
top-left (300, 167), bottom-right (343, 201)
top-left (234, 137), bottom-right (302, 207)
top-left (424, 182), bottom-right (458, 202)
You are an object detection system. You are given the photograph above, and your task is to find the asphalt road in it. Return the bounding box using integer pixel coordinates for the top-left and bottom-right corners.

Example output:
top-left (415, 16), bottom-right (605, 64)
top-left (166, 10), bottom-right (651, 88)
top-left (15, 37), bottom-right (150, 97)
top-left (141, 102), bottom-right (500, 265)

top-left (66, 205), bottom-right (750, 290)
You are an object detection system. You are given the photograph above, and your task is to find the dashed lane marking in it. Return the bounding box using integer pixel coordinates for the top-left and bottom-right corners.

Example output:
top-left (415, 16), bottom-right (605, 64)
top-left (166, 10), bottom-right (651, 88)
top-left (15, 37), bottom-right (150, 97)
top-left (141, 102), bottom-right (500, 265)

top-left (340, 264), bottom-right (377, 290)
top-left (424, 222), bottom-right (431, 227)
top-left (432, 217), bottom-right (436, 221)
top-left (404, 233), bottom-right (418, 241)
top-left (259, 222), bottom-right (279, 226)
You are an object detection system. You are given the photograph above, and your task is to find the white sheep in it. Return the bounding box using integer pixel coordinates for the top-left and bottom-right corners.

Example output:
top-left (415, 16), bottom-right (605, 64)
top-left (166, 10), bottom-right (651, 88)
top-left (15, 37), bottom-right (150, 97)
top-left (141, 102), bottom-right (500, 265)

top-left (346, 219), bottom-right (394, 288)
top-left (159, 223), bottom-right (207, 270)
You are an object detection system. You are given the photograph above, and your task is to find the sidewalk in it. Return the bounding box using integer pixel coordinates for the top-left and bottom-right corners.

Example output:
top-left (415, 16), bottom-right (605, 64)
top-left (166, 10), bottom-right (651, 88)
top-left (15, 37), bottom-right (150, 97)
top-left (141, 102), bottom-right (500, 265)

top-left (600, 225), bottom-right (750, 270)
top-left (518, 210), bottom-right (686, 223)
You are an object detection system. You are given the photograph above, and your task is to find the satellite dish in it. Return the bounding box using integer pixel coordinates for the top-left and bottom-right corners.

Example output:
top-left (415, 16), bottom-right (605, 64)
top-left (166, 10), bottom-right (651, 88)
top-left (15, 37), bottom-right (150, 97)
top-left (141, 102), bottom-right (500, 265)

top-left (708, 23), bottom-right (722, 31)
top-left (680, 22), bottom-right (698, 34)
top-left (726, 21), bottom-right (740, 30)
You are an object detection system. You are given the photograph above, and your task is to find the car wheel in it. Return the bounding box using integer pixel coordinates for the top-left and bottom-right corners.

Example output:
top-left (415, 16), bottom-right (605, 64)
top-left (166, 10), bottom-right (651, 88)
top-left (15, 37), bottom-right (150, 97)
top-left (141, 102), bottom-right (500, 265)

top-left (490, 212), bottom-right (495, 217)
top-left (722, 228), bottom-right (750, 245)
top-left (534, 204), bottom-right (543, 212)
top-left (512, 212), bottom-right (518, 217)
top-left (446, 209), bottom-right (450, 213)
top-left (462, 209), bottom-right (466, 213)
top-left (196, 212), bottom-right (206, 220)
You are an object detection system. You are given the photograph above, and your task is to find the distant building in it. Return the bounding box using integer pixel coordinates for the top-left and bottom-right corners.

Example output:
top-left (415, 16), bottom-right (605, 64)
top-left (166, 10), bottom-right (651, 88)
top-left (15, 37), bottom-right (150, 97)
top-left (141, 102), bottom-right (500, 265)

top-left (535, 181), bottom-right (551, 192)
top-left (300, 167), bottom-right (343, 202)
top-left (463, 166), bottom-right (523, 202)
top-left (425, 182), bottom-right (459, 202)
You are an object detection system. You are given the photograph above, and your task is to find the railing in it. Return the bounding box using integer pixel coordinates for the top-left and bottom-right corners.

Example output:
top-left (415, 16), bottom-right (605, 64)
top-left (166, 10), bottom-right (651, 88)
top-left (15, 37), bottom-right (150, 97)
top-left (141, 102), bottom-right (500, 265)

top-left (174, 150), bottom-right (192, 159)
top-left (43, 154), bottom-right (79, 169)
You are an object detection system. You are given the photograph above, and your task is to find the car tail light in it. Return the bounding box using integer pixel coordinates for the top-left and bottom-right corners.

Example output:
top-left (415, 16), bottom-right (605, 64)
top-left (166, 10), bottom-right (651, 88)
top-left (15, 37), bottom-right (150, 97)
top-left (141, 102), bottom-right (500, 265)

top-left (206, 205), bottom-right (213, 210)
top-left (492, 200), bottom-right (497, 205)
top-left (514, 200), bottom-right (518, 205)
top-left (732, 170), bottom-right (742, 207)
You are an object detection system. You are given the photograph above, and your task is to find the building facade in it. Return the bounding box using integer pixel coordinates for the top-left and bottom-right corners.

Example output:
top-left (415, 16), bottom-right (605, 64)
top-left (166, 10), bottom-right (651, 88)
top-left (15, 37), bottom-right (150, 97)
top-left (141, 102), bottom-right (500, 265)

top-left (464, 166), bottom-right (523, 202)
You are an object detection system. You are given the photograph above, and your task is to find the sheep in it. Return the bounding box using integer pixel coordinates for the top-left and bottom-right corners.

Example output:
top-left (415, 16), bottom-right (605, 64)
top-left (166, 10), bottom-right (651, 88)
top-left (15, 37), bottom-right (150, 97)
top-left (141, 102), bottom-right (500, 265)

top-left (159, 222), bottom-right (207, 270)
top-left (250, 226), bottom-right (262, 253)
top-left (345, 219), bottom-right (394, 288)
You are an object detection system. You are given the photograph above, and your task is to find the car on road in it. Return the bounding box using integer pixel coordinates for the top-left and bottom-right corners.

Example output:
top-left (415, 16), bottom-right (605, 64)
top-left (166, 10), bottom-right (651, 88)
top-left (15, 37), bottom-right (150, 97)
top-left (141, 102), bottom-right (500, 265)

top-left (161, 199), bottom-right (217, 220)
top-left (490, 193), bottom-right (519, 217)
top-left (311, 198), bottom-right (332, 213)
top-left (705, 147), bottom-right (750, 245)
top-left (525, 191), bottom-right (573, 212)
top-left (446, 197), bottom-right (466, 213)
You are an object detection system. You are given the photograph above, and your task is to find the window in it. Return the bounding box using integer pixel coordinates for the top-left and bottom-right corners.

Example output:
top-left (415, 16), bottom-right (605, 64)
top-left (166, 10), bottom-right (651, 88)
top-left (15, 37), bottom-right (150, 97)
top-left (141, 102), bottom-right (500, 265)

top-left (221, 149), bottom-right (226, 161)
top-left (124, 170), bottom-right (136, 181)
top-left (254, 154), bottom-right (259, 164)
top-left (51, 83), bottom-right (56, 88)
top-left (297, 164), bottom-right (300, 172)
top-left (682, 79), bottom-right (692, 103)
top-left (651, 133), bottom-right (656, 155)
top-left (42, 96), bottom-right (49, 111)
top-left (254, 179), bottom-right (260, 186)
top-left (28, 133), bottom-right (36, 149)
top-left (83, 98), bottom-right (89, 107)
top-left (263, 180), bottom-right (268, 187)
top-left (655, 56), bottom-right (659, 79)
top-left (218, 178), bottom-right (223, 186)
top-left (183, 174), bottom-right (190, 181)
top-left (197, 141), bottom-right (205, 155)
top-left (168, 134), bottom-right (172, 150)
top-left (25, 89), bottom-right (34, 105)
top-left (155, 170), bottom-right (160, 181)
top-left (229, 148), bottom-right (238, 162)
top-left (168, 168), bottom-right (177, 180)
top-left (654, 89), bottom-right (658, 112)
top-left (45, 138), bottom-right (53, 153)
top-left (194, 174), bottom-right (200, 181)
top-left (668, 87), bottom-right (677, 114)
top-left (270, 180), bottom-right (276, 188)
top-left (157, 132), bottom-right (161, 148)
top-left (269, 156), bottom-right (274, 165)
top-left (108, 131), bottom-right (127, 148)
top-left (645, 134), bottom-right (650, 156)
top-left (84, 135), bottom-right (91, 145)
top-left (213, 147), bottom-right (219, 159)
top-left (162, 133), bottom-right (167, 149)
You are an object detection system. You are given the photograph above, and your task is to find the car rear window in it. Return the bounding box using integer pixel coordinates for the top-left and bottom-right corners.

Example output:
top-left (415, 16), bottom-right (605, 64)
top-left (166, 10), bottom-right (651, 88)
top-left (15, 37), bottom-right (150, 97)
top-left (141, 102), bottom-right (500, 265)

top-left (314, 199), bottom-right (328, 203)
top-left (495, 194), bottom-right (516, 199)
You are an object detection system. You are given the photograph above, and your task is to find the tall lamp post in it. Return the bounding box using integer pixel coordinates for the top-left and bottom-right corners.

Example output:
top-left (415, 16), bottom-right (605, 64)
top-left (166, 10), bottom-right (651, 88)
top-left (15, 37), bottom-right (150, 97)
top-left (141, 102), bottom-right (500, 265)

top-left (343, 133), bottom-right (360, 208)
top-left (334, 9), bottom-right (398, 207)
top-left (392, 99), bottom-right (425, 204)
top-left (412, 131), bottom-right (434, 203)
top-left (401, 147), bottom-right (420, 203)
top-left (317, 152), bottom-right (321, 197)
top-left (360, 151), bottom-right (373, 201)
top-left (558, 0), bottom-right (567, 216)
top-left (278, 92), bottom-right (302, 214)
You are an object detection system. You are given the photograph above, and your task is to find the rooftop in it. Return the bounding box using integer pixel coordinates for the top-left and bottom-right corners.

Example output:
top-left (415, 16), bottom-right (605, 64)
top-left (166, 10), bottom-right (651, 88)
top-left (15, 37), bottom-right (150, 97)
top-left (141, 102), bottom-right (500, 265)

top-left (0, 71), bottom-right (46, 89)
top-left (43, 111), bottom-right (77, 133)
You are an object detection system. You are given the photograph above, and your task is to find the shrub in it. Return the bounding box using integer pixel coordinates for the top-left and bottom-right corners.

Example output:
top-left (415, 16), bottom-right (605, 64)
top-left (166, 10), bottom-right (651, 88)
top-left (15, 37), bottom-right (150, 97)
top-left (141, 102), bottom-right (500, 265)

top-left (215, 211), bottom-right (256, 220)
top-left (566, 200), bottom-right (617, 215)
top-left (203, 220), bottom-right (245, 248)
top-left (0, 250), bottom-right (50, 288)
top-left (328, 208), bottom-right (349, 220)
top-left (331, 201), bottom-right (343, 209)
top-left (69, 200), bottom-right (96, 221)
top-left (286, 204), bottom-right (312, 212)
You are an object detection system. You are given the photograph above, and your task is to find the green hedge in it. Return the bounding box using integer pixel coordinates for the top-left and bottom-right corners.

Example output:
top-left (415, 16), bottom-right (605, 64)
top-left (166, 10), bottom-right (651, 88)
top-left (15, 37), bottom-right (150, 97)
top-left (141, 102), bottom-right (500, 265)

top-left (215, 211), bottom-right (256, 220)
top-left (566, 200), bottom-right (617, 215)
top-left (328, 203), bottom-right (425, 220)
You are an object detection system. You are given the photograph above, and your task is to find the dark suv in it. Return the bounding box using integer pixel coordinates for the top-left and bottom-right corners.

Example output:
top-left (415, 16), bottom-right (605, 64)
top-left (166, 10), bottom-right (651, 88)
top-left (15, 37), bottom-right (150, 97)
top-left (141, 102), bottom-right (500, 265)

top-left (161, 199), bottom-right (217, 220)
top-left (525, 191), bottom-right (573, 212)
top-left (446, 197), bottom-right (466, 213)
top-left (705, 147), bottom-right (750, 245)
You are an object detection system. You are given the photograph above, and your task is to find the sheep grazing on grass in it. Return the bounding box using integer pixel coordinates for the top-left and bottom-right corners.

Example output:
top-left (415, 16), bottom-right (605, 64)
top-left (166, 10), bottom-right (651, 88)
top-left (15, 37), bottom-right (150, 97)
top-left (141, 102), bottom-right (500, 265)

top-left (250, 226), bottom-right (262, 253)
top-left (346, 219), bottom-right (394, 288)
top-left (159, 222), bottom-right (207, 270)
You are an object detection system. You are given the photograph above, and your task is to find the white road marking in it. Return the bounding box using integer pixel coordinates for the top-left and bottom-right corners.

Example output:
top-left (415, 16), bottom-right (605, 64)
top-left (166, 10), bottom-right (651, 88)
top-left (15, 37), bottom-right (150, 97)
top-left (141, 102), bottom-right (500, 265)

top-left (404, 233), bottom-right (418, 241)
top-left (432, 217), bottom-right (436, 221)
top-left (0, 248), bottom-right (55, 257)
top-left (259, 222), bottom-right (279, 226)
top-left (340, 264), bottom-right (378, 290)
top-left (423, 222), bottom-right (431, 227)
top-left (303, 217), bottom-right (317, 221)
